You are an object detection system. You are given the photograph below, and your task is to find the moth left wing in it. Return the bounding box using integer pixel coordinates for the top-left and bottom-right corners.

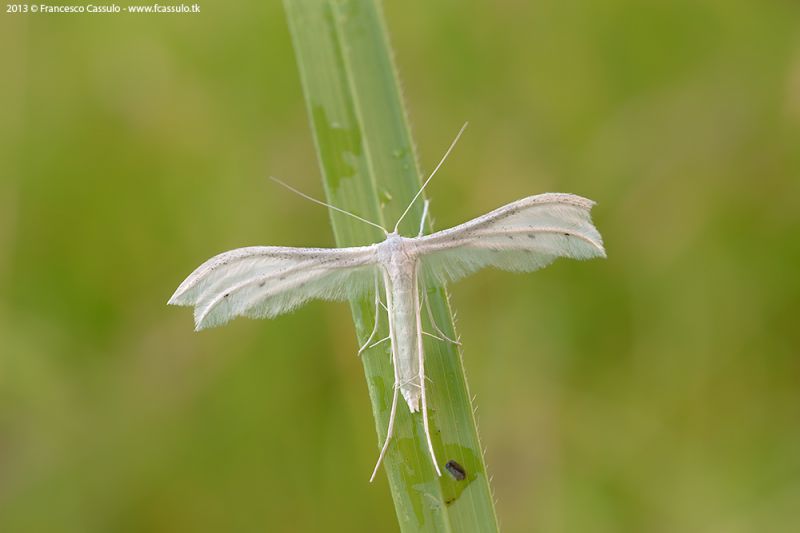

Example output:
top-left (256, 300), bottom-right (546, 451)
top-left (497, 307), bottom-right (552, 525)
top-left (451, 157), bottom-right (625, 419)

top-left (414, 193), bottom-right (605, 285)
top-left (169, 245), bottom-right (378, 330)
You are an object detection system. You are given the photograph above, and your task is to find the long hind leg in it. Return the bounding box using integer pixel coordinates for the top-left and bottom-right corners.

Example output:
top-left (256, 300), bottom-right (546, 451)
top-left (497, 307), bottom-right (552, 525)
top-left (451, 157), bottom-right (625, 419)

top-left (414, 268), bottom-right (442, 476)
top-left (370, 271), bottom-right (400, 482)
top-left (370, 367), bottom-right (400, 482)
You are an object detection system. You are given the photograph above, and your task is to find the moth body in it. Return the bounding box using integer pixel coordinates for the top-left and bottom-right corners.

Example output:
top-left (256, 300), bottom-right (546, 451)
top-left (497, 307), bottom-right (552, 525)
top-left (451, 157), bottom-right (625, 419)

top-left (377, 233), bottom-right (422, 412)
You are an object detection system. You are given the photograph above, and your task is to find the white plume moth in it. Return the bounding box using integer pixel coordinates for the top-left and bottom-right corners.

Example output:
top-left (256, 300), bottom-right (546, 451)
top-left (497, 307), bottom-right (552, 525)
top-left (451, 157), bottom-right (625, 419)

top-left (168, 124), bottom-right (606, 481)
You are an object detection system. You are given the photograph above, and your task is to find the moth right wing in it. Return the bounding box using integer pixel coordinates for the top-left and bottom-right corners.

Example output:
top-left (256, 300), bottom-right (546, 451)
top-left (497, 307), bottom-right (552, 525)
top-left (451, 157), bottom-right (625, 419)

top-left (169, 245), bottom-right (378, 330)
top-left (415, 193), bottom-right (605, 285)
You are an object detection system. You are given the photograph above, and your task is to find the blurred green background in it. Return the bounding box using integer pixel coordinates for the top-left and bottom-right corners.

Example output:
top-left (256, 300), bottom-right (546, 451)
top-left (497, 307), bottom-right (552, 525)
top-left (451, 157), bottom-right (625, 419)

top-left (2, 1), bottom-right (799, 531)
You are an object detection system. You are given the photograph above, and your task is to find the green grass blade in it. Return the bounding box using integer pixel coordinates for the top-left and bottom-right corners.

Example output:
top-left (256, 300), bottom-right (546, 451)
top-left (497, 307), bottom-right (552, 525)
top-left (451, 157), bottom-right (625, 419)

top-left (283, 1), bottom-right (500, 531)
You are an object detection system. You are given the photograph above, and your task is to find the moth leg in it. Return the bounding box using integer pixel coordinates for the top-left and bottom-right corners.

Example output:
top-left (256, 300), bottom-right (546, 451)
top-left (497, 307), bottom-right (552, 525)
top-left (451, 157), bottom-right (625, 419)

top-left (370, 376), bottom-right (400, 482)
top-left (398, 377), bottom-right (422, 390)
top-left (422, 331), bottom-right (447, 342)
top-left (371, 270), bottom-right (401, 482)
top-left (368, 336), bottom-right (390, 349)
top-left (417, 199), bottom-right (431, 237)
top-left (358, 275), bottom-right (383, 355)
top-left (415, 269), bottom-right (442, 476)
top-left (422, 290), bottom-right (461, 346)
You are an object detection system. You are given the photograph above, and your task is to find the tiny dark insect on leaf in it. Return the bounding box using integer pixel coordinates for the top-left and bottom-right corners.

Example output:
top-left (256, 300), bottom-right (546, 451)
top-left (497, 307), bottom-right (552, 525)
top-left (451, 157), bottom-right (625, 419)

top-left (445, 459), bottom-right (466, 481)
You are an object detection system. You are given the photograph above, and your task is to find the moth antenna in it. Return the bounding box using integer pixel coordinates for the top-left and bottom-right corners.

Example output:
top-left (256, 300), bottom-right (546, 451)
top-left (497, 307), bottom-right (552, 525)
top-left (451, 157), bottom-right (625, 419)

top-left (269, 177), bottom-right (388, 235)
top-left (393, 122), bottom-right (468, 233)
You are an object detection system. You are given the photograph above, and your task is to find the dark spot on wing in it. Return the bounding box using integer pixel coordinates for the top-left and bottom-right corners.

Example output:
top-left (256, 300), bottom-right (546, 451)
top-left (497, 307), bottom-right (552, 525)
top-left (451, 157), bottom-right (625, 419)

top-left (259, 282), bottom-right (266, 287)
top-left (527, 234), bottom-right (536, 239)
top-left (224, 293), bottom-right (230, 298)
top-left (445, 497), bottom-right (456, 506)
top-left (445, 460), bottom-right (466, 481)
